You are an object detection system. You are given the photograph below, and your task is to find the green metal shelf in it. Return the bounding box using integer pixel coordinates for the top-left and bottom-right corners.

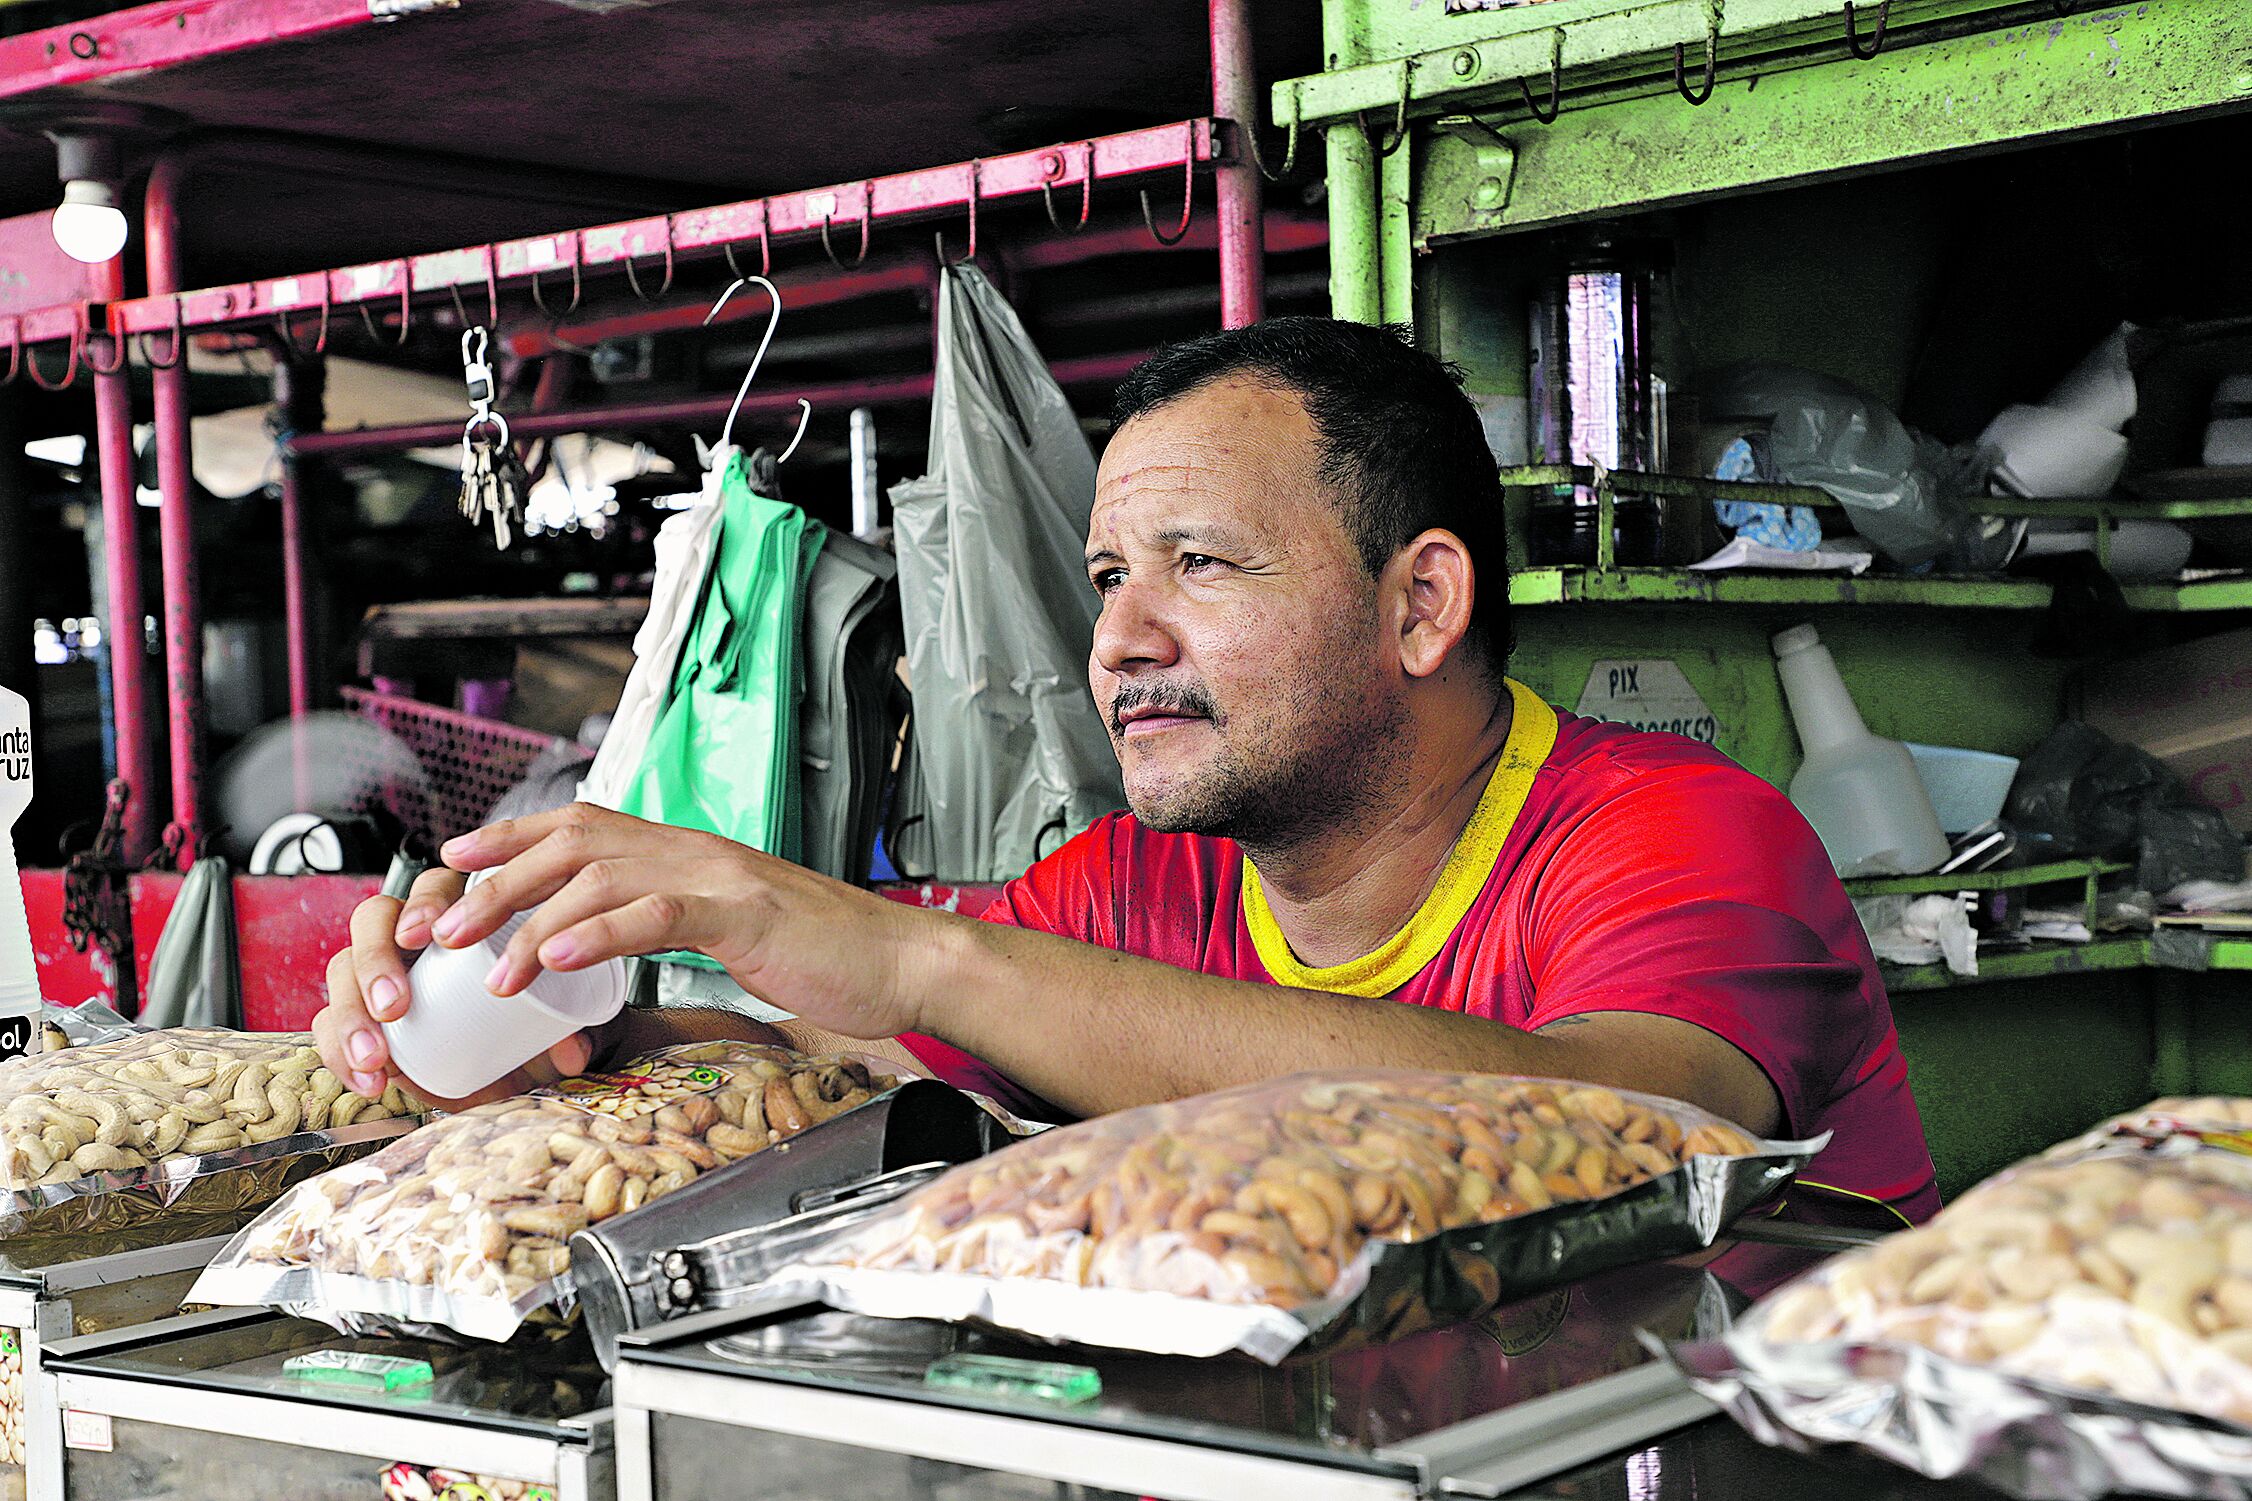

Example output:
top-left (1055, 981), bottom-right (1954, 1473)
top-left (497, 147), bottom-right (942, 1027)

top-left (1882, 936), bottom-right (2151, 994)
top-left (1498, 466), bottom-right (2252, 612)
top-left (1845, 860), bottom-right (2129, 900)
top-left (1882, 933), bottom-right (2252, 992)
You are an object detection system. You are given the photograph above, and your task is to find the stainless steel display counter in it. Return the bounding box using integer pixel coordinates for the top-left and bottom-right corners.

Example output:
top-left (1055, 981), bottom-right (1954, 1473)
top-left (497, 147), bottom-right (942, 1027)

top-left (44, 1309), bottom-right (613, 1501)
top-left (0, 1220), bottom-right (257, 1501)
top-left (611, 1237), bottom-right (1835, 1501)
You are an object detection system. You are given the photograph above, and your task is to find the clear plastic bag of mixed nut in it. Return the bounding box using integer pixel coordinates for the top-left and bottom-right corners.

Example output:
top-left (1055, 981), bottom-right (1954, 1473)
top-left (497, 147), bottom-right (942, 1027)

top-left (191, 1042), bottom-right (901, 1342)
top-left (0, 1024), bottom-right (422, 1239)
top-left (754, 1070), bottom-right (1821, 1362)
top-left (1673, 1096), bottom-right (2252, 1500)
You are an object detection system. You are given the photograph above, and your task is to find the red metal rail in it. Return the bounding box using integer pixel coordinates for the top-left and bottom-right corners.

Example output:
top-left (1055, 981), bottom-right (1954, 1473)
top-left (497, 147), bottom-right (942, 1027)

top-left (0, 0), bottom-right (445, 103)
top-left (107, 120), bottom-right (1220, 343)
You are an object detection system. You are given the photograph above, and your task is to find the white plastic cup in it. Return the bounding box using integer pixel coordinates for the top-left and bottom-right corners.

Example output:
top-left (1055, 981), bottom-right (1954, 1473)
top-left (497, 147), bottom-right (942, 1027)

top-left (382, 908), bottom-right (628, 1100)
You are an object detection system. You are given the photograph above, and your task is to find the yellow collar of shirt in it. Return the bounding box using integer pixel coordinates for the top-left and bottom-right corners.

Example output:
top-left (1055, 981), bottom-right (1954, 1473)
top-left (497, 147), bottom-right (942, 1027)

top-left (1241, 678), bottom-right (1559, 998)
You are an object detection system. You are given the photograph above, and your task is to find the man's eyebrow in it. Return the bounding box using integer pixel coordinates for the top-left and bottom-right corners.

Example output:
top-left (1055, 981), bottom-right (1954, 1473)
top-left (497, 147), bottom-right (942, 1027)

top-left (1084, 547), bottom-right (1124, 570)
top-left (1154, 524), bottom-right (1248, 549)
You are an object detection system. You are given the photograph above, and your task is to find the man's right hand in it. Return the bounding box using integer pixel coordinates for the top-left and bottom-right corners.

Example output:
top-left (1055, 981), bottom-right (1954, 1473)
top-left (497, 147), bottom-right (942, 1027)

top-left (313, 867), bottom-right (599, 1110)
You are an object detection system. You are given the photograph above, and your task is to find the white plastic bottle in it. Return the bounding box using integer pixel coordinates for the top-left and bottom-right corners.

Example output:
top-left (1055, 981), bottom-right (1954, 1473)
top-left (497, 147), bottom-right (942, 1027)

top-left (0, 685), bottom-right (41, 1061)
top-left (1772, 624), bottom-right (1951, 877)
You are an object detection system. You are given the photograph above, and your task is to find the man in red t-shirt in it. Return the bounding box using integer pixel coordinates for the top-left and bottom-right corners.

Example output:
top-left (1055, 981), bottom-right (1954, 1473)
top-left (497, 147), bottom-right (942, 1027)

top-left (315, 318), bottom-right (1938, 1225)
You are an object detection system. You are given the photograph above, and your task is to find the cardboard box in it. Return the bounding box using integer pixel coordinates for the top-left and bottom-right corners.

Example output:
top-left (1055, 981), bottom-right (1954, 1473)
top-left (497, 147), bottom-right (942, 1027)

top-left (2081, 627), bottom-right (2252, 833)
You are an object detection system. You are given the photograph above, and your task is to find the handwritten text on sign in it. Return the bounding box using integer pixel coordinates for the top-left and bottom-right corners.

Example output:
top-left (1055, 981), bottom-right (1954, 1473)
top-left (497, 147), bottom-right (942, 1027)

top-left (1574, 660), bottom-right (1721, 744)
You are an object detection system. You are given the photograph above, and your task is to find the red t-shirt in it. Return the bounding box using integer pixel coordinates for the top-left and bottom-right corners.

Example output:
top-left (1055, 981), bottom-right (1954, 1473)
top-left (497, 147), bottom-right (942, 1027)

top-left (900, 680), bottom-right (1941, 1225)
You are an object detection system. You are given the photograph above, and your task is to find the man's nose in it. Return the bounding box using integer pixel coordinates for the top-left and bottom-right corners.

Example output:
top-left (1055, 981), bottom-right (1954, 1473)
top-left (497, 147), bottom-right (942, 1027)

top-left (1091, 576), bottom-right (1180, 677)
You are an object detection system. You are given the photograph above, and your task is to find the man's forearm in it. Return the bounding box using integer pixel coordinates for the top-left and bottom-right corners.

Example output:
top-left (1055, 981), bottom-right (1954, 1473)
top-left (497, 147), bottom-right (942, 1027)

top-left (912, 916), bottom-right (1781, 1132)
top-left (916, 917), bottom-right (1578, 1117)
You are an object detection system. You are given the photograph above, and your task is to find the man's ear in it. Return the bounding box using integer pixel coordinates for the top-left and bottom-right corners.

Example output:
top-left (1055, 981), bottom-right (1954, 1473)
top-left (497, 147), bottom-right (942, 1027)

top-left (1389, 528), bottom-right (1475, 680)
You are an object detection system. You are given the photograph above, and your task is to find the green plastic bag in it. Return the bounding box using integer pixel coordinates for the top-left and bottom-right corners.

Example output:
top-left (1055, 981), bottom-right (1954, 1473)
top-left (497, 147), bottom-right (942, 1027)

top-left (618, 450), bottom-right (825, 907)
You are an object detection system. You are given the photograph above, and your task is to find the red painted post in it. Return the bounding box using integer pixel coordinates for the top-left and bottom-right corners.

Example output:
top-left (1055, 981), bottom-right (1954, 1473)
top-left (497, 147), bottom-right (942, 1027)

top-left (87, 258), bottom-right (159, 863)
top-left (1209, 0), bottom-right (1266, 328)
top-left (144, 155), bottom-right (204, 866)
top-left (272, 353), bottom-right (319, 812)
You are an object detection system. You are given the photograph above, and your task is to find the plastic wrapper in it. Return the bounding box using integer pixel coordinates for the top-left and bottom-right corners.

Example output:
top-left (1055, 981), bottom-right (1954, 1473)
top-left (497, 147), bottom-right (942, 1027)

top-left (0, 1026), bottom-right (420, 1240)
top-left (757, 1070), bottom-right (1821, 1363)
top-left (2007, 720), bottom-right (2245, 893)
top-left (192, 1042), bottom-right (901, 1342)
top-left (1702, 363), bottom-right (1983, 568)
top-left (1674, 1097), bottom-right (2252, 1499)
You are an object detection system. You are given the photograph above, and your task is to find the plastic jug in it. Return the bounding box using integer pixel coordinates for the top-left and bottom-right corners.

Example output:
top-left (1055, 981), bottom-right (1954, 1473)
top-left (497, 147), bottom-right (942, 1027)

top-left (1772, 624), bottom-right (1950, 877)
top-left (0, 685), bottom-right (41, 1061)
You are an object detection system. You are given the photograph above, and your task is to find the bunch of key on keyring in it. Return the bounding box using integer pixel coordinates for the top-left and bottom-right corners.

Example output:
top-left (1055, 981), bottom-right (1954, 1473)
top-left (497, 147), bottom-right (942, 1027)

top-left (457, 327), bottom-right (531, 548)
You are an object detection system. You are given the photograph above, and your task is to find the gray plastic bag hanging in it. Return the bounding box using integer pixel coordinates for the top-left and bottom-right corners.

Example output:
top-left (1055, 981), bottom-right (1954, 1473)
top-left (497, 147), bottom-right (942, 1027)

top-left (889, 265), bottom-right (1124, 881)
top-left (139, 855), bottom-right (242, 1030)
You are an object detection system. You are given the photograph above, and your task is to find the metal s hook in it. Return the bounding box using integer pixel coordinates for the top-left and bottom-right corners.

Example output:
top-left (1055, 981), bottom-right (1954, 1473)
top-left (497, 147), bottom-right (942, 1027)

top-left (138, 295), bottom-right (186, 370)
top-left (704, 273), bottom-right (789, 454)
top-left (357, 263), bottom-right (413, 346)
top-left (724, 203), bottom-right (773, 281)
top-left (1138, 126), bottom-right (1197, 247)
top-left (1, 318), bottom-right (22, 387)
top-left (1845, 0), bottom-right (1889, 58)
top-left (84, 311), bottom-right (129, 377)
top-left (937, 161), bottom-right (981, 266)
top-left (819, 191), bottom-right (872, 271)
top-left (623, 218), bottom-right (676, 302)
top-left (1246, 83), bottom-right (1302, 181)
top-left (1041, 145), bottom-right (1094, 234)
top-left (1673, 23), bottom-right (1719, 104)
top-left (529, 231), bottom-right (582, 317)
top-left (1363, 59), bottom-right (1414, 156)
top-left (778, 399), bottom-right (812, 465)
top-left (274, 276), bottom-right (333, 358)
top-left (24, 314), bottom-right (82, 391)
top-left (1520, 29), bottom-right (1563, 123)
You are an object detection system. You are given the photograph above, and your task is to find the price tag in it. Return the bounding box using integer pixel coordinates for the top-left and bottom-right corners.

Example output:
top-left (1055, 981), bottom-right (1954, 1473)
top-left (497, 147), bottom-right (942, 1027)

top-left (62, 1410), bottom-right (112, 1452)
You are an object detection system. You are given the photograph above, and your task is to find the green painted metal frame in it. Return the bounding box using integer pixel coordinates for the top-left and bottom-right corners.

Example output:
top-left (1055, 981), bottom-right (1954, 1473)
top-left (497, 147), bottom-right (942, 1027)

top-left (1496, 466), bottom-right (2252, 610)
top-left (1883, 934), bottom-right (2252, 993)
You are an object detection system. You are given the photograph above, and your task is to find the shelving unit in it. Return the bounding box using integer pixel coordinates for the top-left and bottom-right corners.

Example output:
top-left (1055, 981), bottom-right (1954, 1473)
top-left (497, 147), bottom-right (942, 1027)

top-left (1282, 0), bottom-right (2252, 1191)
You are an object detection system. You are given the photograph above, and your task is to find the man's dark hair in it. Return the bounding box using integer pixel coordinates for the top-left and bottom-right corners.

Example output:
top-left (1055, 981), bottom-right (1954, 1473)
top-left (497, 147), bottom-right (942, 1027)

top-left (1109, 317), bottom-right (1510, 670)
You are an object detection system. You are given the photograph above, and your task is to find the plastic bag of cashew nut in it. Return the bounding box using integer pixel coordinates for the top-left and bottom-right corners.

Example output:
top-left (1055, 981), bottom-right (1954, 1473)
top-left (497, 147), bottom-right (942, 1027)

top-left (751, 1069), bottom-right (1822, 1362)
top-left (1672, 1097), bottom-right (2252, 1500)
top-left (190, 1041), bottom-right (901, 1342)
top-left (0, 1025), bottom-right (422, 1240)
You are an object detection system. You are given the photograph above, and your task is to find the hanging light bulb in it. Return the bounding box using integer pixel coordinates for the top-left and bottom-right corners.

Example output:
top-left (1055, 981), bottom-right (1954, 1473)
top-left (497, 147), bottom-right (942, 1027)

top-left (50, 179), bottom-right (127, 264)
top-left (45, 130), bottom-right (128, 264)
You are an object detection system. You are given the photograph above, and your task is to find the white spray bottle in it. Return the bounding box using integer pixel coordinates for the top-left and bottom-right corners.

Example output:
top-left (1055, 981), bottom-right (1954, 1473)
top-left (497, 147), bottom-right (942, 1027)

top-left (0, 685), bottom-right (41, 1061)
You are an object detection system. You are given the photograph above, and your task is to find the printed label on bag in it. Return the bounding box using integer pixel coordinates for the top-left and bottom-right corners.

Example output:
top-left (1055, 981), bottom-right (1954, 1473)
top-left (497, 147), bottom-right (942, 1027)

top-left (547, 1061), bottom-right (728, 1118)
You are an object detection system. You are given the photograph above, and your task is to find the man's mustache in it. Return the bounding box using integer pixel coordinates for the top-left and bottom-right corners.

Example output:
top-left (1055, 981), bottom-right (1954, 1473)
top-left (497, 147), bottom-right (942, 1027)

top-left (1109, 681), bottom-right (1220, 737)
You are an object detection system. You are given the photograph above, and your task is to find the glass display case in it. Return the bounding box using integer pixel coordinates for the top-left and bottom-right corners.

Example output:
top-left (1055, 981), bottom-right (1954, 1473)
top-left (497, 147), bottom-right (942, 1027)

top-left (613, 1239), bottom-right (1831, 1501)
top-left (43, 1309), bottom-right (612, 1501)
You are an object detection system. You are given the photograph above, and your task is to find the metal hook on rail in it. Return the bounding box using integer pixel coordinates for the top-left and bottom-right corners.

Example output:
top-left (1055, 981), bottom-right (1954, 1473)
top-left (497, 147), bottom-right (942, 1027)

top-left (1673, 21), bottom-right (1719, 105)
top-left (23, 312), bottom-right (83, 391)
top-left (1518, 30), bottom-right (1563, 123)
top-left (1246, 83), bottom-right (1302, 181)
top-left (84, 310), bottom-right (129, 377)
top-left (1139, 131), bottom-right (1197, 247)
top-left (137, 295), bottom-right (186, 370)
top-left (1363, 59), bottom-right (1415, 156)
top-left (1, 317), bottom-right (21, 387)
top-left (529, 231), bottom-right (582, 317)
top-left (1041, 145), bottom-right (1094, 234)
top-left (724, 203), bottom-right (773, 281)
top-left (623, 217), bottom-right (676, 302)
top-left (819, 191), bottom-right (873, 271)
top-left (1844, 0), bottom-right (1889, 58)
top-left (937, 161), bottom-right (981, 267)
top-left (356, 263), bottom-right (413, 346)
top-left (274, 276), bottom-right (333, 358)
